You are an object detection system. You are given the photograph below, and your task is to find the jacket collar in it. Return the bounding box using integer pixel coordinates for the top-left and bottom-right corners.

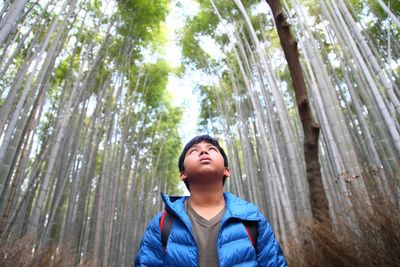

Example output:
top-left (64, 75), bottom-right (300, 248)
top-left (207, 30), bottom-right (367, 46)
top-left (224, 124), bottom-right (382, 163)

top-left (161, 192), bottom-right (192, 231)
top-left (161, 192), bottom-right (261, 223)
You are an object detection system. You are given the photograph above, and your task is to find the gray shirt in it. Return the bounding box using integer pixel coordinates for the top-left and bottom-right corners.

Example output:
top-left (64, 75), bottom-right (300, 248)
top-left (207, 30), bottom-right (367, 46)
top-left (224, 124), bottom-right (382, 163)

top-left (185, 200), bottom-right (225, 267)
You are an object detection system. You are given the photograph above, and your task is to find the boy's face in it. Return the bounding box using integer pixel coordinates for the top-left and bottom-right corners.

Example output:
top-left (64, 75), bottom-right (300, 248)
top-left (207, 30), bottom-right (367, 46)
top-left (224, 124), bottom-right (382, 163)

top-left (180, 141), bottom-right (230, 183)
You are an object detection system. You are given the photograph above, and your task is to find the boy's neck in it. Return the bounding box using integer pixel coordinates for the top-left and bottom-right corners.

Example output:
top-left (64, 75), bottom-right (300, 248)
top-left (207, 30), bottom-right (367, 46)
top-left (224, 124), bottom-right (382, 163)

top-left (188, 182), bottom-right (225, 208)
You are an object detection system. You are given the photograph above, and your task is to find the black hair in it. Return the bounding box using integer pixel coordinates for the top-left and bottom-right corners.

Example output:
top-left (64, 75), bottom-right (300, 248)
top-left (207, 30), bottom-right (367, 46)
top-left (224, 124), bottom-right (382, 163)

top-left (178, 135), bottom-right (229, 190)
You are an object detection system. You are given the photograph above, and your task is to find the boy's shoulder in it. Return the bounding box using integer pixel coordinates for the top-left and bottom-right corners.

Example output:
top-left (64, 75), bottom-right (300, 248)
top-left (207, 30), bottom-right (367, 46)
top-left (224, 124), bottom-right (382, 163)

top-left (160, 192), bottom-right (188, 211)
top-left (224, 192), bottom-right (265, 221)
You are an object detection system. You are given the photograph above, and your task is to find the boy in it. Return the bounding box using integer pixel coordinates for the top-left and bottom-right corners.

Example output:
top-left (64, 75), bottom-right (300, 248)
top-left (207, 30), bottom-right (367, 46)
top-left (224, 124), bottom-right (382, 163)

top-left (134, 135), bottom-right (287, 266)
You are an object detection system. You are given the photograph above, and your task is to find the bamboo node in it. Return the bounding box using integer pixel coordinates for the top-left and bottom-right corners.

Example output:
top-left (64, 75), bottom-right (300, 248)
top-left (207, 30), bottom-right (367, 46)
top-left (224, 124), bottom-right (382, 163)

top-left (276, 12), bottom-right (290, 27)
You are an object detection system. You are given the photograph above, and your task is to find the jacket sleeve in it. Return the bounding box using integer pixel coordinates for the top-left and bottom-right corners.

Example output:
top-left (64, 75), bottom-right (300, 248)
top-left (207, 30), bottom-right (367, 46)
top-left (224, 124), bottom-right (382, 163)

top-left (134, 212), bottom-right (164, 267)
top-left (256, 215), bottom-right (288, 267)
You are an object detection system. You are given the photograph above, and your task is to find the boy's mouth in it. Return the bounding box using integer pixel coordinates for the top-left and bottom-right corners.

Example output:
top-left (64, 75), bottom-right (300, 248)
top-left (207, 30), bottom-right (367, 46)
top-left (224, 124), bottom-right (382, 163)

top-left (199, 156), bottom-right (211, 162)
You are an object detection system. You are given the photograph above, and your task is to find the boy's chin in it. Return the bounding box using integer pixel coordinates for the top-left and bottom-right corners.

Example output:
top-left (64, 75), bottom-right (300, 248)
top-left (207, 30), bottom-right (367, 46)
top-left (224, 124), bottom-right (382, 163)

top-left (187, 176), bottom-right (224, 186)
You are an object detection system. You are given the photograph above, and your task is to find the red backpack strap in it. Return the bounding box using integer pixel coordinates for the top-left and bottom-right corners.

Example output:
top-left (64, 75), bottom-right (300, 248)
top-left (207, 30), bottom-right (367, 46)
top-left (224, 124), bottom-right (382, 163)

top-left (160, 210), bottom-right (174, 252)
top-left (243, 221), bottom-right (258, 248)
top-left (160, 210), bottom-right (168, 231)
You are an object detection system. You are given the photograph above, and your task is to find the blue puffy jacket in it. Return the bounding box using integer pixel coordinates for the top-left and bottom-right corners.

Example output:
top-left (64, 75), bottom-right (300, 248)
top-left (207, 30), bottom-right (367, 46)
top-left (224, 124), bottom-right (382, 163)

top-left (134, 192), bottom-right (287, 266)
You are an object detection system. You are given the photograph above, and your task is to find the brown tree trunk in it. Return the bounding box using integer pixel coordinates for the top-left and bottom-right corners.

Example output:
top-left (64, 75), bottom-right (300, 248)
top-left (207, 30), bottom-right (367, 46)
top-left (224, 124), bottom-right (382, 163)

top-left (265, 0), bottom-right (330, 224)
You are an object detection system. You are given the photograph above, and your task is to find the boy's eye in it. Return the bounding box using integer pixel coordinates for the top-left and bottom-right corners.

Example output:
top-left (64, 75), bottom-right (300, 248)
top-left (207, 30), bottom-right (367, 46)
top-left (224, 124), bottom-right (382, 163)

top-left (188, 148), bottom-right (198, 154)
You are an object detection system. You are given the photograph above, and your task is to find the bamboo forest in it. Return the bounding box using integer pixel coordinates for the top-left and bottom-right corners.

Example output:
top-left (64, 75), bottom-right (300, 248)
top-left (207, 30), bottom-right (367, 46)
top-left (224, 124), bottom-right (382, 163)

top-left (0, 0), bottom-right (399, 266)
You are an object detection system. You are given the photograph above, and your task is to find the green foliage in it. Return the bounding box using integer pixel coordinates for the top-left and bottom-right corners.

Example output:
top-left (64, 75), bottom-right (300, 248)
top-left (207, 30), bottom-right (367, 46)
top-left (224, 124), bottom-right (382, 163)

top-left (140, 60), bottom-right (171, 108)
top-left (92, 64), bottom-right (111, 95)
top-left (343, 0), bottom-right (399, 63)
top-left (151, 105), bottom-right (183, 194)
top-left (343, 0), bottom-right (399, 24)
top-left (197, 74), bottom-right (237, 134)
top-left (86, 0), bottom-right (103, 18)
top-left (198, 85), bottom-right (220, 131)
top-left (117, 0), bottom-right (169, 47)
top-left (53, 57), bottom-right (72, 84)
top-left (347, 0), bottom-right (364, 12)
top-left (368, 0), bottom-right (399, 18)
top-left (180, 11), bottom-right (216, 69)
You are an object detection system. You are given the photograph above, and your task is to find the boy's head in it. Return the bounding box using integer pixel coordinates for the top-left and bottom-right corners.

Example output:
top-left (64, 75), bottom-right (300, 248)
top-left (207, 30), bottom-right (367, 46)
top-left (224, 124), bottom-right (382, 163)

top-left (178, 135), bottom-right (229, 191)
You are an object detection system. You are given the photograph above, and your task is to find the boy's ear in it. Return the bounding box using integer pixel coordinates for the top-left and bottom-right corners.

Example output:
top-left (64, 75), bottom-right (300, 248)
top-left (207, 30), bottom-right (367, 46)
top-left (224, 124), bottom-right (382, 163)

top-left (180, 172), bottom-right (187, 181)
top-left (223, 167), bottom-right (230, 177)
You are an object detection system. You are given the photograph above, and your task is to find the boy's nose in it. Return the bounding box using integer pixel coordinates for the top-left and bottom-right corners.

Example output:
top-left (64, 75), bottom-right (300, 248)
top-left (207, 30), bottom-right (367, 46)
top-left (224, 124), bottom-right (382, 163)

top-left (199, 150), bottom-right (209, 156)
